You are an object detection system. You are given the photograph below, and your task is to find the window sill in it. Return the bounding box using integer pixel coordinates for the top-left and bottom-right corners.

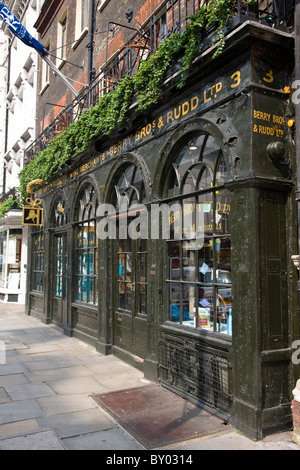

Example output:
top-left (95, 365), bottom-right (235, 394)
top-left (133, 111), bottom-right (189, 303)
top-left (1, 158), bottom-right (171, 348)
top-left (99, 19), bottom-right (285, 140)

top-left (161, 321), bottom-right (232, 347)
top-left (71, 301), bottom-right (98, 312)
top-left (57, 59), bottom-right (66, 70)
top-left (98, 0), bottom-right (110, 12)
top-left (39, 81), bottom-right (49, 95)
top-left (72, 28), bottom-right (88, 51)
top-left (29, 290), bottom-right (44, 296)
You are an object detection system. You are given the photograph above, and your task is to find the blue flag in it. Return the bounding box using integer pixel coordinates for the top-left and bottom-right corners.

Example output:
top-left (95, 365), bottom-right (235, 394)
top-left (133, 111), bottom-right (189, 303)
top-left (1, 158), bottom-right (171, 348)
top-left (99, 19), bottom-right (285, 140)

top-left (0, 2), bottom-right (47, 56)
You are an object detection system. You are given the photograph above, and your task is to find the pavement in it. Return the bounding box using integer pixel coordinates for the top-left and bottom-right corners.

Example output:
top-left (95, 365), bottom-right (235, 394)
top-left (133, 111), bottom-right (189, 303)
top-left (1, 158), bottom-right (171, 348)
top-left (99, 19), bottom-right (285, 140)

top-left (0, 303), bottom-right (299, 452)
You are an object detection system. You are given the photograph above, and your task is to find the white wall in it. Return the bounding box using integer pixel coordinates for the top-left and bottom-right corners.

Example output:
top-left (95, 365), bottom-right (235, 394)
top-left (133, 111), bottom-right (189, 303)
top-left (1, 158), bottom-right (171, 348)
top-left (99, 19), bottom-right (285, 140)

top-left (5, 0), bottom-right (42, 191)
top-left (0, 30), bottom-right (7, 194)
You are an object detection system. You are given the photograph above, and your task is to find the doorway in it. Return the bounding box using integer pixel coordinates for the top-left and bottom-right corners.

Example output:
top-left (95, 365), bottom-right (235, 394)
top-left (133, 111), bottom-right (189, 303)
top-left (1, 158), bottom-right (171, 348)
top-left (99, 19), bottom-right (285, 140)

top-left (114, 234), bottom-right (147, 358)
top-left (110, 162), bottom-right (148, 359)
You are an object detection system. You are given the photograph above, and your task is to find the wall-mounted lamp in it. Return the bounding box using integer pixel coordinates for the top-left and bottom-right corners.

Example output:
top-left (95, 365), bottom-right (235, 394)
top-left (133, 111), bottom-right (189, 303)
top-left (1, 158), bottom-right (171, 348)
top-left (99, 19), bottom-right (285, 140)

top-left (267, 141), bottom-right (287, 162)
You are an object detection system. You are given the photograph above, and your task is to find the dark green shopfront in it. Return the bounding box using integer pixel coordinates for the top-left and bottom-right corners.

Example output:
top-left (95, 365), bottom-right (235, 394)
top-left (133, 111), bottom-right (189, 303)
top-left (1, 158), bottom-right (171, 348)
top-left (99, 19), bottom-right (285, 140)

top-left (26, 23), bottom-right (300, 440)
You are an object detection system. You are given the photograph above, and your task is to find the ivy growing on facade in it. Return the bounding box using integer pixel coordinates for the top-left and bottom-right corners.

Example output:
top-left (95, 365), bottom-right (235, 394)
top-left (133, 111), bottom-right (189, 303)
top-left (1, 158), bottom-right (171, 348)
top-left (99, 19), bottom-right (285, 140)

top-left (18, 0), bottom-right (256, 200)
top-left (0, 197), bottom-right (22, 219)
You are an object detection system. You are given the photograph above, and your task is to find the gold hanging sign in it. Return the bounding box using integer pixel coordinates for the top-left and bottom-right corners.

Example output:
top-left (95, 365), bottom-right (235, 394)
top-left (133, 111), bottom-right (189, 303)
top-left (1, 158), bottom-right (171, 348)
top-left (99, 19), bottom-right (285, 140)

top-left (22, 198), bottom-right (43, 226)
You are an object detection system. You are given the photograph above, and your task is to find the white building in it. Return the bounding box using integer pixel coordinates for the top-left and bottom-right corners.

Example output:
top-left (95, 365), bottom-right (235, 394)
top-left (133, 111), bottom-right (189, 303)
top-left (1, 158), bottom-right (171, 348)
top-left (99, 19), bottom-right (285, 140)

top-left (0, 0), bottom-right (41, 303)
top-left (0, 29), bottom-right (7, 196)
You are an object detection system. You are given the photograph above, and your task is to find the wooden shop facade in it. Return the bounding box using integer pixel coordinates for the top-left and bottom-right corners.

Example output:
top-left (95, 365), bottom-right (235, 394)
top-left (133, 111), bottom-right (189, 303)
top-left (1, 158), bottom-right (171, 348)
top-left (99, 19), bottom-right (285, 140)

top-left (25, 16), bottom-right (299, 440)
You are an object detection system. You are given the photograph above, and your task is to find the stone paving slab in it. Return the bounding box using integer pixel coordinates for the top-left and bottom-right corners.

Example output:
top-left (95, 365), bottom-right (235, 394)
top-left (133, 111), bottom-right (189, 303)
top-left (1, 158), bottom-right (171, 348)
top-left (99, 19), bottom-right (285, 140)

top-left (24, 365), bottom-right (94, 383)
top-left (94, 370), bottom-right (150, 391)
top-left (0, 430), bottom-right (65, 450)
top-left (4, 382), bottom-right (56, 401)
top-left (4, 343), bottom-right (28, 351)
top-left (62, 428), bottom-right (142, 450)
top-left (0, 363), bottom-right (29, 376)
top-left (37, 394), bottom-right (97, 415)
top-left (46, 376), bottom-right (107, 395)
top-left (17, 343), bottom-right (64, 355)
top-left (0, 373), bottom-right (30, 387)
top-left (0, 399), bottom-right (45, 425)
top-left (0, 387), bottom-right (10, 404)
top-left (21, 357), bottom-right (82, 372)
top-left (0, 419), bottom-right (42, 440)
top-left (36, 408), bottom-right (117, 439)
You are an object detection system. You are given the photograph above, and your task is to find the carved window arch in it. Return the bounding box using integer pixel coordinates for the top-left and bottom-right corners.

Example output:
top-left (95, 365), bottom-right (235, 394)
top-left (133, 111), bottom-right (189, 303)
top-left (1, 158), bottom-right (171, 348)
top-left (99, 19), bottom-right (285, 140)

top-left (53, 198), bottom-right (68, 227)
top-left (112, 163), bottom-right (146, 210)
top-left (75, 183), bottom-right (99, 305)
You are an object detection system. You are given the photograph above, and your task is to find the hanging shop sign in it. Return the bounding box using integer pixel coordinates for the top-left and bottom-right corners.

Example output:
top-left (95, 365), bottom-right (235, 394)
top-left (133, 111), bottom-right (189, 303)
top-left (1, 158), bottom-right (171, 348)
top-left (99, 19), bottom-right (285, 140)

top-left (22, 198), bottom-right (43, 226)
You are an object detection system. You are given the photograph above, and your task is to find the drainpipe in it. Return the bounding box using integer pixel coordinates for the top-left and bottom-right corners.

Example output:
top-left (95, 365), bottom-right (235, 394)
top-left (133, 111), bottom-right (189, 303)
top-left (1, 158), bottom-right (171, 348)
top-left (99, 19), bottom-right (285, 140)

top-left (88, 0), bottom-right (95, 86)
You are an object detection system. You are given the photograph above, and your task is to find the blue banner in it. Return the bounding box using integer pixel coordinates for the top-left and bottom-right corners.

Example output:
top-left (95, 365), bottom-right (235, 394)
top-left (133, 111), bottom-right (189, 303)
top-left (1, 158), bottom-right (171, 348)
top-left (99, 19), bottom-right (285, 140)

top-left (0, 2), bottom-right (47, 56)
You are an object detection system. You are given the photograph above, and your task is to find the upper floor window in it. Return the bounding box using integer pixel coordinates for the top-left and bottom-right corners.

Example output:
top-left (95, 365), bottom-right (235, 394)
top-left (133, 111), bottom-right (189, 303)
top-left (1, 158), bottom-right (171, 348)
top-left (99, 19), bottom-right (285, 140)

top-left (74, 0), bottom-right (89, 47)
top-left (40, 39), bottom-right (50, 93)
top-left (57, 11), bottom-right (68, 68)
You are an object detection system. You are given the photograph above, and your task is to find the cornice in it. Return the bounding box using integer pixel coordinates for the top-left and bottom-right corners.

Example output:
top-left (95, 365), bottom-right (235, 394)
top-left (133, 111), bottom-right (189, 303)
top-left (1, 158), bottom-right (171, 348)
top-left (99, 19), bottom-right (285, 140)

top-left (34, 0), bottom-right (64, 34)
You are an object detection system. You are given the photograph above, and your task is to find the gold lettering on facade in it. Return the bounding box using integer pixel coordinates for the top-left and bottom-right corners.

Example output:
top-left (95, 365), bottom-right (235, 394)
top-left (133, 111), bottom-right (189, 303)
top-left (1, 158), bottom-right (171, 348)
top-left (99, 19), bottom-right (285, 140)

top-left (253, 109), bottom-right (285, 137)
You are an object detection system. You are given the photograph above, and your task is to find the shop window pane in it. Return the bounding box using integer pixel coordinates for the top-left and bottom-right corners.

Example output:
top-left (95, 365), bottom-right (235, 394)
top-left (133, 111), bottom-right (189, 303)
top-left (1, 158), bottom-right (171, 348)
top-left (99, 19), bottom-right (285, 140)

top-left (88, 251), bottom-right (94, 275)
top-left (114, 164), bottom-right (146, 209)
top-left (75, 184), bottom-right (98, 305)
top-left (168, 242), bottom-right (180, 281)
top-left (169, 282), bottom-right (181, 322)
top-left (139, 252), bottom-right (146, 279)
top-left (216, 237), bottom-right (231, 276)
top-left (217, 286), bottom-right (232, 335)
top-left (198, 165), bottom-right (213, 191)
top-left (215, 154), bottom-right (228, 185)
top-left (138, 284), bottom-right (146, 315)
top-left (126, 282), bottom-right (132, 310)
top-left (89, 221), bottom-right (95, 246)
top-left (182, 250), bottom-right (196, 282)
top-left (88, 276), bottom-right (94, 303)
top-left (182, 283), bottom-right (196, 326)
top-left (182, 199), bottom-right (196, 239)
top-left (119, 252), bottom-right (125, 278)
top-left (119, 281), bottom-right (125, 309)
top-left (125, 253), bottom-right (132, 281)
top-left (198, 286), bottom-right (213, 330)
top-left (198, 238), bottom-right (213, 283)
top-left (165, 131), bottom-right (231, 335)
top-left (216, 189), bottom-right (231, 235)
top-left (202, 135), bottom-right (220, 168)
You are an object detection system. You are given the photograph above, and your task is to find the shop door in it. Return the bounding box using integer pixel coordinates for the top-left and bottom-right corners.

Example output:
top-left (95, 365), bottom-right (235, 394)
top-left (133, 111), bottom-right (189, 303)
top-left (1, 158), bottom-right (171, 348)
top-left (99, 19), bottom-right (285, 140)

top-left (52, 233), bottom-right (68, 327)
top-left (114, 235), bottom-right (147, 359)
